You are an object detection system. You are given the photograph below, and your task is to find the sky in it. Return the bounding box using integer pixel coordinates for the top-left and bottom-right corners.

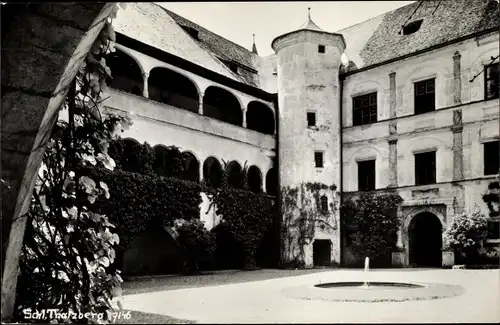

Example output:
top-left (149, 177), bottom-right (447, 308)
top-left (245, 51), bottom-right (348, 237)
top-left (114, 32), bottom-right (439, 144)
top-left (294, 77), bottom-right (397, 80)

top-left (158, 1), bottom-right (415, 56)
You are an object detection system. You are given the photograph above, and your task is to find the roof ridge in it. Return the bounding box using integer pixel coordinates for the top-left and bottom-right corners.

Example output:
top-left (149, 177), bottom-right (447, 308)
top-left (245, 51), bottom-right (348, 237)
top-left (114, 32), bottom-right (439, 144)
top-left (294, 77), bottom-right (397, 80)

top-left (337, 1), bottom-right (416, 33)
top-left (157, 4), bottom-right (260, 58)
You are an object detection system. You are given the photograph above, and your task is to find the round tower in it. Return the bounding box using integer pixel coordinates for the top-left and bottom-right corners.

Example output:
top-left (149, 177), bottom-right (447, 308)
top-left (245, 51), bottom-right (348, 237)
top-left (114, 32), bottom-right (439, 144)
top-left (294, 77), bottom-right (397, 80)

top-left (272, 9), bottom-right (346, 267)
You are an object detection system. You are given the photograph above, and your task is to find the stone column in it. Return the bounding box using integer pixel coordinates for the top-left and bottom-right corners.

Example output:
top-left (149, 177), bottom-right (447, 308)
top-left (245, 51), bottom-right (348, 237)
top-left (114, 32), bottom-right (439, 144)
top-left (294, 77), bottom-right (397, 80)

top-left (389, 72), bottom-right (396, 118)
top-left (452, 109), bottom-right (464, 181)
top-left (453, 51), bottom-right (462, 105)
top-left (1, 3), bottom-right (116, 320)
top-left (198, 91), bottom-right (204, 115)
top-left (142, 72), bottom-right (149, 98)
top-left (242, 107), bottom-right (247, 127)
top-left (388, 138), bottom-right (398, 188)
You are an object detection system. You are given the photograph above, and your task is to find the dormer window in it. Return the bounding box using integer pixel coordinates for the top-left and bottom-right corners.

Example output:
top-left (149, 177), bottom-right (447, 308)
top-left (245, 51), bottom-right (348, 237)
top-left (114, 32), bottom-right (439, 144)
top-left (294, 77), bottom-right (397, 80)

top-left (180, 25), bottom-right (200, 40)
top-left (402, 19), bottom-right (423, 35)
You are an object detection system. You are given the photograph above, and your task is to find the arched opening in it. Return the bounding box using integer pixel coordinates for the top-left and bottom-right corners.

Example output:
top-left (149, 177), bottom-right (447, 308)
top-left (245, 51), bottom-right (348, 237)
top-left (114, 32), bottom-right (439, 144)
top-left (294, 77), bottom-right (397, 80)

top-left (246, 101), bottom-right (275, 135)
top-left (182, 152), bottom-right (200, 182)
top-left (108, 138), bottom-right (143, 173)
top-left (247, 165), bottom-right (262, 193)
top-left (226, 161), bottom-right (243, 189)
top-left (313, 239), bottom-right (332, 266)
top-left (122, 226), bottom-right (182, 276)
top-left (265, 168), bottom-right (277, 196)
top-left (106, 50), bottom-right (143, 96)
top-left (148, 67), bottom-right (199, 113)
top-left (203, 157), bottom-right (223, 188)
top-left (203, 86), bottom-right (243, 126)
top-left (153, 145), bottom-right (183, 178)
top-left (211, 224), bottom-right (243, 270)
top-left (408, 212), bottom-right (443, 267)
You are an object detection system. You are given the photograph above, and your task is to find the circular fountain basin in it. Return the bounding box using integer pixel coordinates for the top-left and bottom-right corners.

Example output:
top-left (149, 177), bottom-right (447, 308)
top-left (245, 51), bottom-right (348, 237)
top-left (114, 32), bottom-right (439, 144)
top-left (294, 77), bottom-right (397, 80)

top-left (283, 281), bottom-right (464, 303)
top-left (315, 281), bottom-right (424, 290)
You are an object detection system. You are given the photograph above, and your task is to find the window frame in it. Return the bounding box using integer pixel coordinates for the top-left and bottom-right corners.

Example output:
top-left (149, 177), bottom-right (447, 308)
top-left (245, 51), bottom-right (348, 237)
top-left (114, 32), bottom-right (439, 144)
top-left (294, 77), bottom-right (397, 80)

top-left (314, 151), bottom-right (324, 168)
top-left (320, 195), bottom-right (329, 213)
top-left (484, 62), bottom-right (499, 100)
top-left (357, 159), bottom-right (376, 191)
top-left (307, 111), bottom-right (317, 127)
top-left (484, 140), bottom-right (500, 176)
top-left (318, 45), bottom-right (325, 54)
top-left (352, 92), bottom-right (377, 126)
top-left (414, 150), bottom-right (437, 186)
top-left (414, 78), bottom-right (436, 115)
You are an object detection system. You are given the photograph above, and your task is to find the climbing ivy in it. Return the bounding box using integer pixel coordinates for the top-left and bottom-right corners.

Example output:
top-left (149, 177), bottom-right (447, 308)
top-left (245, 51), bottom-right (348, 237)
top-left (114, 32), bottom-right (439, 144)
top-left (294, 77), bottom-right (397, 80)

top-left (15, 5), bottom-right (129, 323)
top-left (341, 192), bottom-right (403, 265)
top-left (205, 162), bottom-right (276, 270)
top-left (280, 182), bottom-right (338, 268)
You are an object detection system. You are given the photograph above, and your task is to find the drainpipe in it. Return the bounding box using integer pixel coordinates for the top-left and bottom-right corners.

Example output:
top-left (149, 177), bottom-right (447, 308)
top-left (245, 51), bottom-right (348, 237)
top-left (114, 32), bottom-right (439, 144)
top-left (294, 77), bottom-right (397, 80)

top-left (339, 73), bottom-right (345, 264)
top-left (274, 94), bottom-right (282, 267)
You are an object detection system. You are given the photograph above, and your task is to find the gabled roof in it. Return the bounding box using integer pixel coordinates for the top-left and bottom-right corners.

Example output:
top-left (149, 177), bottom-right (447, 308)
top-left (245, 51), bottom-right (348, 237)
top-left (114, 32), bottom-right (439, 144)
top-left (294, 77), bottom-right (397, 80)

top-left (339, 0), bottom-right (500, 70)
top-left (112, 3), bottom-right (260, 88)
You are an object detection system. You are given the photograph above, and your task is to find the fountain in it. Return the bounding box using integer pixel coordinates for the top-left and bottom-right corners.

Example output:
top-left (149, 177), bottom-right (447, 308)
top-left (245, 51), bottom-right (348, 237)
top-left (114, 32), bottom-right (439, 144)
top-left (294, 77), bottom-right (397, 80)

top-left (282, 256), bottom-right (465, 302)
top-left (362, 257), bottom-right (370, 288)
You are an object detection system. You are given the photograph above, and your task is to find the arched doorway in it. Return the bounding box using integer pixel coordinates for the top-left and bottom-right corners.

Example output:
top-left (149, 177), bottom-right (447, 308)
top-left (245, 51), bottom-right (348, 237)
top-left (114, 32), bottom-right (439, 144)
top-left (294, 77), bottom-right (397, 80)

top-left (408, 212), bottom-right (443, 267)
top-left (211, 224), bottom-right (242, 270)
top-left (313, 239), bottom-right (332, 266)
top-left (247, 165), bottom-right (262, 193)
top-left (122, 226), bottom-right (182, 276)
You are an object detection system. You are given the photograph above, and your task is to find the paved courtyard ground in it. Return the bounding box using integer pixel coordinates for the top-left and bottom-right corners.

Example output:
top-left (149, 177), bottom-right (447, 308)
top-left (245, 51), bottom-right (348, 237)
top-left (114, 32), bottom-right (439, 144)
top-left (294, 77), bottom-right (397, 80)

top-left (121, 268), bottom-right (500, 323)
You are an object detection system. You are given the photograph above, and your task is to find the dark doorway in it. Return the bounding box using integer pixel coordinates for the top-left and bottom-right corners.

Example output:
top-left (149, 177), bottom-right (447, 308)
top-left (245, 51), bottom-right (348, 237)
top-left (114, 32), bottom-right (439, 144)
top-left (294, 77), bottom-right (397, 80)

top-left (313, 239), bottom-right (332, 266)
top-left (122, 227), bottom-right (182, 276)
top-left (211, 225), bottom-right (242, 270)
top-left (408, 212), bottom-right (442, 267)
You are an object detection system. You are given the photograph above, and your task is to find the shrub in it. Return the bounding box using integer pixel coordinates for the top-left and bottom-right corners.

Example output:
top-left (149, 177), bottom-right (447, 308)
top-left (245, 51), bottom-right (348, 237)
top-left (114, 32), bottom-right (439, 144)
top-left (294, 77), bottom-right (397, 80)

top-left (86, 168), bottom-right (202, 255)
top-left (443, 210), bottom-right (489, 263)
top-left (342, 192), bottom-right (403, 264)
top-left (174, 219), bottom-right (216, 274)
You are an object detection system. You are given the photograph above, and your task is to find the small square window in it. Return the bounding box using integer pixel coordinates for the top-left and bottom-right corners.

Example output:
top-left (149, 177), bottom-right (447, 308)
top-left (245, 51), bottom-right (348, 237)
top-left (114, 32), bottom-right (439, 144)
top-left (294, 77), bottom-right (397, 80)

top-left (414, 78), bottom-right (435, 115)
top-left (318, 45), bottom-right (325, 53)
top-left (315, 151), bottom-right (324, 168)
top-left (484, 140), bottom-right (500, 176)
top-left (307, 112), bottom-right (316, 127)
top-left (414, 151), bottom-right (436, 185)
top-left (358, 160), bottom-right (375, 191)
top-left (485, 62), bottom-right (499, 100)
top-left (320, 195), bottom-right (329, 213)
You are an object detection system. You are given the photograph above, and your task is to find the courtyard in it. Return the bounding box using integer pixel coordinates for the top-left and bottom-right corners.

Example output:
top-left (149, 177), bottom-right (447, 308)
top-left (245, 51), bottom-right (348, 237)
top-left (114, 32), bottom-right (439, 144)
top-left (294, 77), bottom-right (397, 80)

top-left (121, 268), bottom-right (500, 323)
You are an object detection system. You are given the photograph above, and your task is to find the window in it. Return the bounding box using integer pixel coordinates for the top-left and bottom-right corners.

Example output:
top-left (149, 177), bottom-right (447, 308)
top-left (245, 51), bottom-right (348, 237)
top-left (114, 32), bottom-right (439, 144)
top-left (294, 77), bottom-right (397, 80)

top-left (307, 112), bottom-right (316, 127)
top-left (402, 19), bottom-right (423, 35)
top-left (314, 151), bottom-right (324, 168)
top-left (414, 151), bottom-right (436, 185)
top-left (357, 160), bottom-right (375, 191)
top-left (487, 219), bottom-right (500, 240)
top-left (485, 62), bottom-right (499, 100)
top-left (352, 92), bottom-right (377, 126)
top-left (414, 78), bottom-right (435, 114)
top-left (484, 140), bottom-right (500, 175)
top-left (320, 195), bottom-right (328, 213)
top-left (318, 45), bottom-right (325, 53)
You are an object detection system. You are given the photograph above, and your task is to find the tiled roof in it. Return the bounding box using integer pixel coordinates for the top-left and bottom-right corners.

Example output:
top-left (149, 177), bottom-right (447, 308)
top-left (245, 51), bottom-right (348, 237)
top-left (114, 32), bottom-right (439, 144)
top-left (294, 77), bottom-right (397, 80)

top-left (338, 0), bottom-right (500, 70)
top-left (112, 3), bottom-right (258, 87)
top-left (113, 1), bottom-right (498, 92)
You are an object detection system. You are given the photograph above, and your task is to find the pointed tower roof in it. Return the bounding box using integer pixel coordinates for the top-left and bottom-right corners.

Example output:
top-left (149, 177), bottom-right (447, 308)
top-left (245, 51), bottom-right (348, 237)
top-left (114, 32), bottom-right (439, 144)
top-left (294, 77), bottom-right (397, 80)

top-left (251, 34), bottom-right (258, 54)
top-left (271, 6), bottom-right (346, 53)
top-left (298, 7), bottom-right (325, 32)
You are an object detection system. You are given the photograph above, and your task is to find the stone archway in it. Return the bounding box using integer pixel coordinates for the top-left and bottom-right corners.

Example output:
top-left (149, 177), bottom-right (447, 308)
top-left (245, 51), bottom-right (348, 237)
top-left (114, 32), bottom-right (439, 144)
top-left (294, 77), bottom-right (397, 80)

top-left (408, 212), bottom-right (443, 267)
top-left (1, 3), bottom-right (117, 319)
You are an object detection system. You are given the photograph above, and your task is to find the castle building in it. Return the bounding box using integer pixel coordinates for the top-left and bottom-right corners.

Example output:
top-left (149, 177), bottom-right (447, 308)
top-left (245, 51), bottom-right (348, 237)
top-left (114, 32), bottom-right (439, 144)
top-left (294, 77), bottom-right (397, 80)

top-left (104, 0), bottom-right (499, 270)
